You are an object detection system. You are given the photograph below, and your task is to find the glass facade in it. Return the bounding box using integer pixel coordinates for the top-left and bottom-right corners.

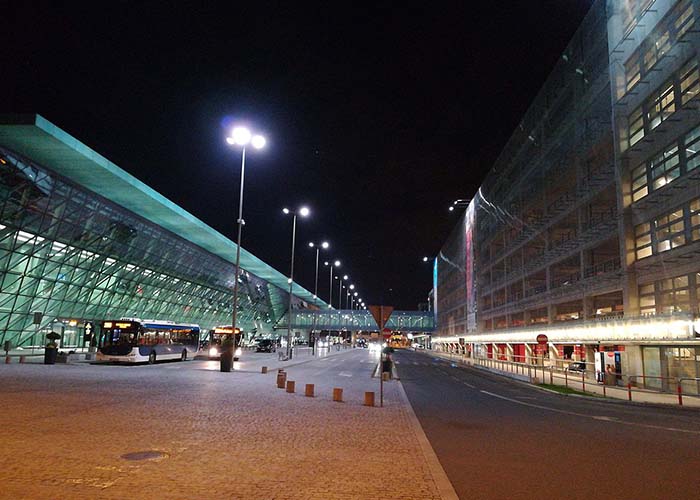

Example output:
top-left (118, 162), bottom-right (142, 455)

top-left (0, 128), bottom-right (316, 349)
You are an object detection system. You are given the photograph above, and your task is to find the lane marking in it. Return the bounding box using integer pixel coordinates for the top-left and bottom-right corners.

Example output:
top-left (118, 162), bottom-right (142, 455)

top-left (338, 372), bottom-right (352, 377)
top-left (462, 381), bottom-right (476, 389)
top-left (479, 390), bottom-right (700, 435)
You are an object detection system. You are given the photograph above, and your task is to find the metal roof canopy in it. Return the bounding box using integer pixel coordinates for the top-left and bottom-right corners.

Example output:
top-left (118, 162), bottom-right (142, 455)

top-left (0, 114), bottom-right (324, 306)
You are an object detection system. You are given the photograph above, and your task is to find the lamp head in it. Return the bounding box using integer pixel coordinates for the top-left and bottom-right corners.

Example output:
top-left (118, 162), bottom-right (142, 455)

top-left (299, 206), bottom-right (310, 217)
top-left (230, 126), bottom-right (251, 146)
top-left (251, 135), bottom-right (266, 149)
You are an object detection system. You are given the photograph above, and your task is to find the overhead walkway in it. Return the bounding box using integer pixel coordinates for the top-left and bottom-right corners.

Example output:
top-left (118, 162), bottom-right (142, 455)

top-left (276, 309), bottom-right (435, 332)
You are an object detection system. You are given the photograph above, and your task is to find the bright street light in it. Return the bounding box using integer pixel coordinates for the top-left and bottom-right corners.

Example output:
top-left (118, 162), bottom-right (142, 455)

top-left (309, 240), bottom-right (330, 306)
top-left (251, 135), bottom-right (266, 149)
top-left (325, 259), bottom-right (341, 308)
top-left (282, 206), bottom-right (311, 359)
top-left (225, 123), bottom-right (266, 371)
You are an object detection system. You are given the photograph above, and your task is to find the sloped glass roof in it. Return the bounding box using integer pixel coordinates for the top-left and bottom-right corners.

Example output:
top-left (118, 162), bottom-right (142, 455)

top-left (0, 114), bottom-right (324, 306)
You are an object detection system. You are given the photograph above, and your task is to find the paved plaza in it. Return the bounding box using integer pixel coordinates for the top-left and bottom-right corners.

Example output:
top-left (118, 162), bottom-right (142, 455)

top-left (0, 349), bottom-right (453, 499)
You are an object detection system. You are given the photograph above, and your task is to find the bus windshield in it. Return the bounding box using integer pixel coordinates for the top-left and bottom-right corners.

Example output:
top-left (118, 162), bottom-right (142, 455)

top-left (101, 321), bottom-right (139, 346)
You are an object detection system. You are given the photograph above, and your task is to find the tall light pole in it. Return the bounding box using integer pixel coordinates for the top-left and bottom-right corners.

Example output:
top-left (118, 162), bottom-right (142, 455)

top-left (308, 241), bottom-right (329, 305)
top-left (226, 126), bottom-right (266, 359)
top-left (325, 260), bottom-right (340, 309)
top-left (338, 274), bottom-right (348, 309)
top-left (283, 206), bottom-right (310, 359)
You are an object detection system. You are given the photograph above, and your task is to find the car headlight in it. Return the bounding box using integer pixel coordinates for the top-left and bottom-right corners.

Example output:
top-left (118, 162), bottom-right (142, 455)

top-left (209, 347), bottom-right (218, 357)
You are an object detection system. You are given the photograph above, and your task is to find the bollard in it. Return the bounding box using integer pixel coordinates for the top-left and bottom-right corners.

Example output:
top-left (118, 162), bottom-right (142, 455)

top-left (581, 372), bottom-right (585, 392)
top-left (261, 366), bottom-right (268, 374)
top-left (5, 356), bottom-right (10, 364)
top-left (305, 383), bottom-right (315, 397)
top-left (19, 355), bottom-right (26, 364)
top-left (277, 371), bottom-right (287, 389)
top-left (627, 382), bottom-right (632, 401)
top-left (565, 370), bottom-right (568, 388)
top-left (364, 391), bottom-right (375, 407)
top-left (333, 387), bottom-right (343, 402)
top-left (286, 380), bottom-right (295, 393)
top-left (678, 383), bottom-right (683, 406)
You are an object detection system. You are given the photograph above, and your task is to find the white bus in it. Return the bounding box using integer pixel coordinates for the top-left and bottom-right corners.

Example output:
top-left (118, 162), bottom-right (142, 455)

top-left (199, 326), bottom-right (243, 359)
top-left (97, 319), bottom-right (200, 364)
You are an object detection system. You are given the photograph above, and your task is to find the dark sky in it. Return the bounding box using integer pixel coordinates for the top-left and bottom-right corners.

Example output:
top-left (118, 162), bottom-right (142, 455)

top-left (3, 1), bottom-right (593, 309)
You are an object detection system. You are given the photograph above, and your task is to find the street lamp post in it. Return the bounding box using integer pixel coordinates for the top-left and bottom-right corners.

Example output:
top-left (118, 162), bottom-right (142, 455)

top-left (309, 241), bottom-right (329, 305)
top-left (339, 274), bottom-right (348, 309)
top-left (283, 206), bottom-right (310, 360)
top-left (326, 260), bottom-right (340, 309)
top-left (225, 126), bottom-right (265, 370)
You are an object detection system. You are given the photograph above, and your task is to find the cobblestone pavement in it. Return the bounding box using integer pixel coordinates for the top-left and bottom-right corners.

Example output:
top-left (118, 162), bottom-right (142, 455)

top-left (0, 350), bottom-right (446, 499)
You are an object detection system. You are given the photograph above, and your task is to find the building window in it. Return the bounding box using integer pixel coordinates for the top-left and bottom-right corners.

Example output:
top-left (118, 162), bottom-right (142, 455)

top-left (680, 60), bottom-right (699, 105)
top-left (647, 80), bottom-right (675, 130)
top-left (685, 124), bottom-right (700, 172)
top-left (631, 125), bottom-right (700, 204)
top-left (654, 209), bottom-right (685, 253)
top-left (658, 275), bottom-right (690, 313)
top-left (650, 143), bottom-right (680, 190)
top-left (631, 163), bottom-right (649, 202)
top-left (629, 106), bottom-right (645, 147)
top-left (635, 222), bottom-right (653, 259)
top-left (625, 53), bottom-right (642, 94)
top-left (638, 283), bottom-right (656, 315)
top-left (689, 198), bottom-right (700, 241)
top-left (621, 0), bottom-right (694, 96)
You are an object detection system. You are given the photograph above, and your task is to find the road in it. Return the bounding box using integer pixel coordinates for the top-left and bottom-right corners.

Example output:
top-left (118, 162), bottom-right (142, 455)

top-left (395, 349), bottom-right (700, 500)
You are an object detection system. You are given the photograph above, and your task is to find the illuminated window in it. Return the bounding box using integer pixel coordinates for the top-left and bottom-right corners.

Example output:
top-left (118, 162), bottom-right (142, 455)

top-left (624, 52), bottom-right (642, 93)
top-left (658, 274), bottom-right (690, 313)
top-left (629, 106), bottom-right (645, 147)
top-left (649, 144), bottom-right (680, 190)
top-left (621, 0), bottom-right (694, 97)
top-left (690, 199), bottom-right (700, 241)
top-left (654, 209), bottom-right (685, 253)
top-left (638, 283), bottom-right (656, 315)
top-left (635, 222), bottom-right (653, 259)
top-left (631, 163), bottom-right (648, 202)
top-left (680, 60), bottom-right (699, 105)
top-left (684, 124), bottom-right (700, 172)
top-left (647, 81), bottom-right (675, 130)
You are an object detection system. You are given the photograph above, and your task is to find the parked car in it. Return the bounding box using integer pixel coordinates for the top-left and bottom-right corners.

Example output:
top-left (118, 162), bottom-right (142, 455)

top-left (255, 339), bottom-right (276, 353)
top-left (566, 361), bottom-right (586, 372)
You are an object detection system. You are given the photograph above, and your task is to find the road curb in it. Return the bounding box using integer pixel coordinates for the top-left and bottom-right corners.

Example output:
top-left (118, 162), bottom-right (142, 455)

top-left (396, 380), bottom-right (459, 500)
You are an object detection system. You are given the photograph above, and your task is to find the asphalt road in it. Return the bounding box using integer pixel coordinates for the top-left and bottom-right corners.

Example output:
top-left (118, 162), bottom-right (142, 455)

top-left (395, 349), bottom-right (700, 500)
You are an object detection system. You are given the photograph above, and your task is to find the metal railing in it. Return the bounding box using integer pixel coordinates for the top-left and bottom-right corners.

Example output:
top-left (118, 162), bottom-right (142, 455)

top-left (467, 356), bottom-right (700, 406)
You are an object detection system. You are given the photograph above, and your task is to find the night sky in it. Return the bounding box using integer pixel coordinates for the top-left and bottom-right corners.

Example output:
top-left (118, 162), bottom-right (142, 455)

top-left (3, 1), bottom-right (593, 309)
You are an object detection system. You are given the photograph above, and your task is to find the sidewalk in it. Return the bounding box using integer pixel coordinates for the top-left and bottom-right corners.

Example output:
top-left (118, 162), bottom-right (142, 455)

top-left (0, 349), bottom-right (455, 499)
top-left (424, 350), bottom-right (700, 409)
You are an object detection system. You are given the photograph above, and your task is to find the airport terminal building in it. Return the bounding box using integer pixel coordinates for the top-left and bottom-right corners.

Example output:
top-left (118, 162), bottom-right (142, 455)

top-left (432, 0), bottom-right (700, 390)
top-left (0, 115), bottom-right (322, 349)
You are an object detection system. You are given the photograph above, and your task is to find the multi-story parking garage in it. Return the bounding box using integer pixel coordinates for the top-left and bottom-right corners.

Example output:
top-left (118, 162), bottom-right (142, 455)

top-left (0, 114), bottom-right (322, 349)
top-left (432, 0), bottom-right (700, 391)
